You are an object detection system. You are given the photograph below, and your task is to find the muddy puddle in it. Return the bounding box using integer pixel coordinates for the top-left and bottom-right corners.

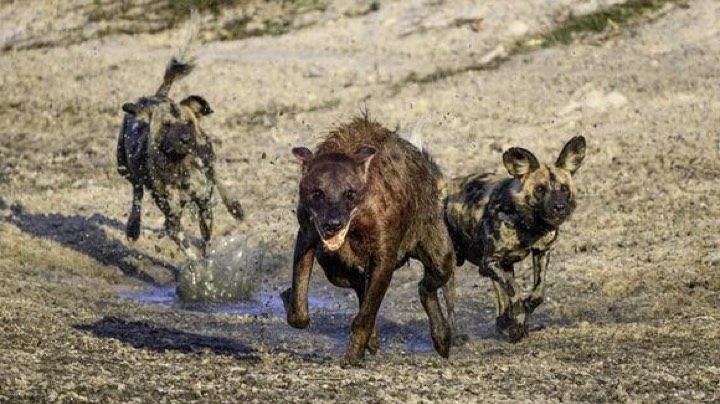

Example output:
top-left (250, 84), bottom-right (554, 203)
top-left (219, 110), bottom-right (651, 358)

top-left (119, 283), bottom-right (348, 318)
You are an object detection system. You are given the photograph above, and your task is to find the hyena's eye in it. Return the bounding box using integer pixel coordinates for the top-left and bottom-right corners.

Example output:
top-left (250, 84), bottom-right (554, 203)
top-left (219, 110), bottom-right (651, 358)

top-left (344, 189), bottom-right (357, 202)
top-left (311, 189), bottom-right (325, 201)
top-left (534, 184), bottom-right (547, 195)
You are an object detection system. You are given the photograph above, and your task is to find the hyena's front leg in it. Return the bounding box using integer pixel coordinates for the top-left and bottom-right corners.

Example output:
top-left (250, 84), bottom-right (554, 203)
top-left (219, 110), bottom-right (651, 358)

top-left (524, 249), bottom-right (550, 314)
top-left (281, 228), bottom-right (317, 329)
top-left (344, 251), bottom-right (398, 365)
top-left (483, 259), bottom-right (527, 343)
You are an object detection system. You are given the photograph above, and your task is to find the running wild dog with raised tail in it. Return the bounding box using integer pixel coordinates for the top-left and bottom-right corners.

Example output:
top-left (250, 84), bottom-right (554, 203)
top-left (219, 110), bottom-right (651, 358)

top-left (444, 136), bottom-right (586, 342)
top-left (281, 115), bottom-right (457, 365)
top-left (116, 21), bottom-right (243, 260)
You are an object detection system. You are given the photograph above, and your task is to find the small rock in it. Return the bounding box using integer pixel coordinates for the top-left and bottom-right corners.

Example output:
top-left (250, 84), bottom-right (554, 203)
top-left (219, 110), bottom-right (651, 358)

top-left (506, 21), bottom-right (529, 37)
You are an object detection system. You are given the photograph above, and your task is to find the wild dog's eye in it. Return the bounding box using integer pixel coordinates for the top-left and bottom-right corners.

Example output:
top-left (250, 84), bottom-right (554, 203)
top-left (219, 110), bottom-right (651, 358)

top-left (311, 189), bottom-right (325, 201)
top-left (560, 184), bottom-right (570, 194)
top-left (534, 184), bottom-right (547, 195)
top-left (344, 189), bottom-right (357, 202)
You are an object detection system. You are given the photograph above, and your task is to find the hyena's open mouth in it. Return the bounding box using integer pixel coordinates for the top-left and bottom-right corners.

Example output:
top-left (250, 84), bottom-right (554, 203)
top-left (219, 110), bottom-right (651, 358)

top-left (320, 223), bottom-right (351, 251)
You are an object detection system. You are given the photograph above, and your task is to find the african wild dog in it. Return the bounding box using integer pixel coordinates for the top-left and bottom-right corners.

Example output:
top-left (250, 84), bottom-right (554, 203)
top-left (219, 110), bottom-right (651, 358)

top-left (444, 136), bottom-right (586, 342)
top-left (280, 115), bottom-right (457, 365)
top-left (116, 46), bottom-right (243, 260)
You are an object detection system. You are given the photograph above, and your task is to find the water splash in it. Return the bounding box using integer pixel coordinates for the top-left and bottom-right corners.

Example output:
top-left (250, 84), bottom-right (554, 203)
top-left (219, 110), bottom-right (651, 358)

top-left (176, 234), bottom-right (286, 304)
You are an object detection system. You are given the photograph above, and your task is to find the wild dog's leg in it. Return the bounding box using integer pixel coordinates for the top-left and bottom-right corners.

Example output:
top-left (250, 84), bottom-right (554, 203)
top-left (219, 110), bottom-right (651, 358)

top-left (116, 130), bottom-right (130, 180)
top-left (126, 184), bottom-right (144, 241)
top-left (484, 259), bottom-right (527, 342)
top-left (317, 254), bottom-right (379, 355)
top-left (491, 278), bottom-right (508, 317)
top-left (524, 249), bottom-right (550, 314)
top-left (415, 229), bottom-right (455, 359)
top-left (344, 252), bottom-right (397, 365)
top-left (197, 200), bottom-right (213, 257)
top-left (281, 228), bottom-right (317, 329)
top-left (441, 269), bottom-right (466, 346)
top-left (153, 191), bottom-right (197, 260)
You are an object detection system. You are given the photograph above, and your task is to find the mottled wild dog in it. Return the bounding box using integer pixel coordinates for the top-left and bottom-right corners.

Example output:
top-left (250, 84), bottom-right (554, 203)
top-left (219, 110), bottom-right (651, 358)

top-left (116, 19), bottom-right (243, 260)
top-left (281, 115), bottom-right (456, 365)
top-left (445, 136), bottom-right (586, 342)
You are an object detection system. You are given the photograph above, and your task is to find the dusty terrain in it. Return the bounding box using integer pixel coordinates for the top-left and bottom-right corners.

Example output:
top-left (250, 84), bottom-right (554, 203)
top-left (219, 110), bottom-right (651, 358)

top-left (1, 0), bottom-right (719, 402)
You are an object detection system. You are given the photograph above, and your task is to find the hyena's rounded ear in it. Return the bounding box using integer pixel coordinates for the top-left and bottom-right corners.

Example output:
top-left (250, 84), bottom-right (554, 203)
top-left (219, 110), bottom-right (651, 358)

top-left (122, 102), bottom-right (140, 115)
top-left (353, 146), bottom-right (377, 180)
top-left (503, 147), bottom-right (540, 178)
top-left (181, 95), bottom-right (214, 117)
top-left (556, 136), bottom-right (586, 175)
top-left (292, 147), bottom-right (314, 165)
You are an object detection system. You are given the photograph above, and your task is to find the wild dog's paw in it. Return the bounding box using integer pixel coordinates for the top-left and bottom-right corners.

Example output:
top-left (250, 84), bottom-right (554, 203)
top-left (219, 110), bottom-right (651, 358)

top-left (431, 323), bottom-right (452, 359)
top-left (366, 329), bottom-right (380, 355)
top-left (523, 296), bottom-right (544, 314)
top-left (506, 322), bottom-right (528, 343)
top-left (126, 217), bottom-right (141, 241)
top-left (496, 315), bottom-right (528, 343)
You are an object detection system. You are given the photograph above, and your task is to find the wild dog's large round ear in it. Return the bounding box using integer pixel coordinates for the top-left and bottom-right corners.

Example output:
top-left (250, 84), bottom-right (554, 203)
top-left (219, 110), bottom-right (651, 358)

top-left (556, 136), bottom-right (586, 175)
top-left (292, 147), bottom-right (314, 165)
top-left (122, 102), bottom-right (139, 115)
top-left (353, 146), bottom-right (377, 180)
top-left (503, 147), bottom-right (540, 178)
top-left (181, 95), bottom-right (214, 117)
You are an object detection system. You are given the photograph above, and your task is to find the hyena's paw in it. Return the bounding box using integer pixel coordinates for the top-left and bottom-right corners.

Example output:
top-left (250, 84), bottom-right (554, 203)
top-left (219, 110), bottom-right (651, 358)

top-left (280, 288), bottom-right (310, 329)
top-left (452, 332), bottom-right (470, 347)
top-left (342, 340), bottom-right (366, 368)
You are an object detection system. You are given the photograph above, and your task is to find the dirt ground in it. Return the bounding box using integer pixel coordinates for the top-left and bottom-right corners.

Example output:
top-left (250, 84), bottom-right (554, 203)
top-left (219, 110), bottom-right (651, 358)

top-left (1, 0), bottom-right (719, 402)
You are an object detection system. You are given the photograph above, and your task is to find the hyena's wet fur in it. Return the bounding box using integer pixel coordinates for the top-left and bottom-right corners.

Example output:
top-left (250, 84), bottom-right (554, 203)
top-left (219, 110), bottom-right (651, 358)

top-left (116, 53), bottom-right (243, 261)
top-left (281, 115), bottom-right (457, 365)
top-left (445, 136), bottom-right (586, 342)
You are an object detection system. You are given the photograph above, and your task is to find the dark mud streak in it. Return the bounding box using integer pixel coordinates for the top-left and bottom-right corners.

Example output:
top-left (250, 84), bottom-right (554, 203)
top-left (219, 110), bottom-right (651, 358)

top-left (74, 316), bottom-right (259, 361)
top-left (4, 204), bottom-right (175, 286)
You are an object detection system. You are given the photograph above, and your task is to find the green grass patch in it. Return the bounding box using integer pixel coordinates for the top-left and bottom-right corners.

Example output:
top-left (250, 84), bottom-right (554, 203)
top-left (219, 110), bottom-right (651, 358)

top-left (518, 0), bottom-right (681, 49)
top-left (396, 0), bottom-right (681, 88)
top-left (86, 0), bottom-right (327, 42)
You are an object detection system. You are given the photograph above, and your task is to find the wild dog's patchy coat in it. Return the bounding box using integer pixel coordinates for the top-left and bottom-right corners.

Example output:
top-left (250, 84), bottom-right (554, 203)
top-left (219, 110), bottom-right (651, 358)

top-left (445, 136), bottom-right (586, 342)
top-left (116, 48), bottom-right (243, 260)
top-left (281, 115), bottom-right (456, 365)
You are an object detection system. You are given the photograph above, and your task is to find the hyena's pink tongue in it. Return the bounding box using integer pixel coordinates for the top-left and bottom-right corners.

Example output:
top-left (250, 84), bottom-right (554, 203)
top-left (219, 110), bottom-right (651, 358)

top-left (322, 224), bottom-right (350, 251)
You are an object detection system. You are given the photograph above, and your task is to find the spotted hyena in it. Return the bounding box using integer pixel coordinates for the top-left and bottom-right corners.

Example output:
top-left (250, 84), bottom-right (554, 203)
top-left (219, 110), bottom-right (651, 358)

top-left (281, 115), bottom-right (456, 365)
top-left (445, 136), bottom-right (586, 342)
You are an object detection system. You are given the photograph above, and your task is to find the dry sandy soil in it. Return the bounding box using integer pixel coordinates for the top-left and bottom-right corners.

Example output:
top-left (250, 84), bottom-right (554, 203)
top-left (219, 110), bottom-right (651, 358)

top-left (1, 0), bottom-right (719, 402)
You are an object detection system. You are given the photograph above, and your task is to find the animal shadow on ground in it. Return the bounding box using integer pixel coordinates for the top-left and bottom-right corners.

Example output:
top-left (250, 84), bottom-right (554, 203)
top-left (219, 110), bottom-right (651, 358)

top-left (4, 202), bottom-right (175, 285)
top-left (75, 316), bottom-right (259, 361)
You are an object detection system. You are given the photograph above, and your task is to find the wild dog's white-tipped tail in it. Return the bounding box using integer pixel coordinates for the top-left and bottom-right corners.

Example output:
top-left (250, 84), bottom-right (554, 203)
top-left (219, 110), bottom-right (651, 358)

top-left (177, 9), bottom-right (200, 65)
top-left (155, 10), bottom-right (200, 97)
